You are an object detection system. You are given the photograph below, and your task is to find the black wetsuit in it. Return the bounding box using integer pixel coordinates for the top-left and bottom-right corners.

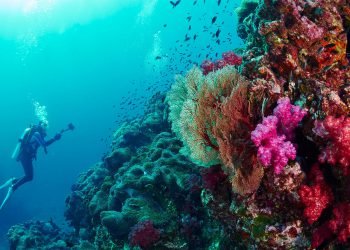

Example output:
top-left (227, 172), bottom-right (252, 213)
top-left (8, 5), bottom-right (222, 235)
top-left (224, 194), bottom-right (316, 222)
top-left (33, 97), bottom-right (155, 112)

top-left (12, 130), bottom-right (56, 191)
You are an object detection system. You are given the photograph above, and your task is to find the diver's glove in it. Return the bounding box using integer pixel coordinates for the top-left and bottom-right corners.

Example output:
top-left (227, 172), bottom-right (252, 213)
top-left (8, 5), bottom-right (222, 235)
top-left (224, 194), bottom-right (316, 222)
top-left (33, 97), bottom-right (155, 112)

top-left (54, 133), bottom-right (61, 141)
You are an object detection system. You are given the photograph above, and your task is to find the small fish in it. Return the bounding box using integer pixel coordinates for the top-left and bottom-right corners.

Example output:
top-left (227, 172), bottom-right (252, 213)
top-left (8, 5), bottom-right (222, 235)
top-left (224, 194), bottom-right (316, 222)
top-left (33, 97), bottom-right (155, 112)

top-left (193, 34), bottom-right (197, 40)
top-left (188, 25), bottom-right (192, 30)
top-left (170, 0), bottom-right (181, 8)
top-left (184, 34), bottom-right (191, 41)
top-left (216, 39), bottom-right (220, 44)
top-left (193, 0), bottom-right (197, 5)
top-left (322, 63), bottom-right (336, 72)
top-left (218, 0), bottom-right (221, 5)
top-left (155, 56), bottom-right (162, 60)
top-left (215, 28), bottom-right (221, 37)
top-left (324, 43), bottom-right (336, 49)
top-left (212, 16), bottom-right (217, 24)
top-left (163, 24), bottom-right (167, 28)
top-left (186, 16), bottom-right (192, 22)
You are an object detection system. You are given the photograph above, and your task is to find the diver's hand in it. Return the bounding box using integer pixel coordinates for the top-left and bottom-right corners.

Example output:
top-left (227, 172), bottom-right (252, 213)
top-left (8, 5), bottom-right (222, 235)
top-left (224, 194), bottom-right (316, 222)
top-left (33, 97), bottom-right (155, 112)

top-left (54, 133), bottom-right (61, 141)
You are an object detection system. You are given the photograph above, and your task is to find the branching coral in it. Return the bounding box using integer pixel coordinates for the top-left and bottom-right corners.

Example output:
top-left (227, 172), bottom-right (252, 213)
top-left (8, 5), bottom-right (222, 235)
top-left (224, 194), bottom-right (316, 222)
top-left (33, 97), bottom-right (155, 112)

top-left (251, 98), bottom-right (306, 174)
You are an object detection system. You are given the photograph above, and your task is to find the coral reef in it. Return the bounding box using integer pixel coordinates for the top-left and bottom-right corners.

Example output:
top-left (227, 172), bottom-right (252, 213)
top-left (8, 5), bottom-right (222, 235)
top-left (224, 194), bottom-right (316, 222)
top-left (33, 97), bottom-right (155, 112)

top-left (7, 0), bottom-right (350, 249)
top-left (7, 220), bottom-right (75, 250)
top-left (166, 0), bottom-right (350, 248)
top-left (8, 93), bottom-right (233, 249)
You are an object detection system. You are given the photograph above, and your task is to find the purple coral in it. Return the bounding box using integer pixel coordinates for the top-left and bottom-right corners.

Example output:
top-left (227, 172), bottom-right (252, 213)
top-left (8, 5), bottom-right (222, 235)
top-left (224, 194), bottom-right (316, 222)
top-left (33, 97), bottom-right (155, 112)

top-left (251, 98), bottom-right (306, 174)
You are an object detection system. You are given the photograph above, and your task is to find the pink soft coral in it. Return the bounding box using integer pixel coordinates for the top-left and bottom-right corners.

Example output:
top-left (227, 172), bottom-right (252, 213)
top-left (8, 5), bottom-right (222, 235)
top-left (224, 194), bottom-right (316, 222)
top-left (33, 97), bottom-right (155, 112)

top-left (251, 98), bottom-right (306, 174)
top-left (298, 164), bottom-right (334, 225)
top-left (314, 116), bottom-right (350, 175)
top-left (273, 98), bottom-right (307, 140)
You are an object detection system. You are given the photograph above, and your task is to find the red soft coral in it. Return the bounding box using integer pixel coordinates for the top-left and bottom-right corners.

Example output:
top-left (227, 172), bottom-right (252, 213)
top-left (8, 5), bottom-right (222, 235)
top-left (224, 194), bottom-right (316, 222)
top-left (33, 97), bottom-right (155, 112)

top-left (129, 220), bottom-right (160, 249)
top-left (201, 60), bottom-right (215, 75)
top-left (222, 51), bottom-right (242, 66)
top-left (200, 51), bottom-right (242, 75)
top-left (298, 164), bottom-right (334, 225)
top-left (328, 203), bottom-right (350, 243)
top-left (201, 165), bottom-right (228, 192)
top-left (312, 202), bottom-right (350, 248)
top-left (314, 116), bottom-right (350, 175)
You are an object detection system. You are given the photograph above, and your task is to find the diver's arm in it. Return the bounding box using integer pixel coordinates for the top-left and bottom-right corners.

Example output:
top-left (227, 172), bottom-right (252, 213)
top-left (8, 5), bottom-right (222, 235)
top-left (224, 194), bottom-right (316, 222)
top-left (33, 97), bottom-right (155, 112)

top-left (32, 132), bottom-right (46, 147)
top-left (45, 133), bottom-right (61, 147)
top-left (32, 131), bottom-right (61, 148)
top-left (32, 132), bottom-right (48, 154)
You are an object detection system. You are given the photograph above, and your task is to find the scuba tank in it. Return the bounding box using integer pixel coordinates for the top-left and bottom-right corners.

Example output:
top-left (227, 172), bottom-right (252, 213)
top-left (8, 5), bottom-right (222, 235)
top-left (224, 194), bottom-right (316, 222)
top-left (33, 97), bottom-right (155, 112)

top-left (11, 125), bottom-right (39, 161)
top-left (11, 128), bottom-right (31, 160)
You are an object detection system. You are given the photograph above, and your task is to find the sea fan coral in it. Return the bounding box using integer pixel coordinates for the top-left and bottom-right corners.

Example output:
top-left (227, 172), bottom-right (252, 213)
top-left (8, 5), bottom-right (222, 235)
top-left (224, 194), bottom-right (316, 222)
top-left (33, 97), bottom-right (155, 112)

top-left (167, 66), bottom-right (262, 193)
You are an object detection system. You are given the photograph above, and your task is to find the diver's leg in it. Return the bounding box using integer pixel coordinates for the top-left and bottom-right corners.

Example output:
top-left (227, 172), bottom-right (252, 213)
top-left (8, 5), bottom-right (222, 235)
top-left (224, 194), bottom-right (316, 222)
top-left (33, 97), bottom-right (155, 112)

top-left (0, 156), bottom-right (33, 210)
top-left (12, 156), bottom-right (34, 191)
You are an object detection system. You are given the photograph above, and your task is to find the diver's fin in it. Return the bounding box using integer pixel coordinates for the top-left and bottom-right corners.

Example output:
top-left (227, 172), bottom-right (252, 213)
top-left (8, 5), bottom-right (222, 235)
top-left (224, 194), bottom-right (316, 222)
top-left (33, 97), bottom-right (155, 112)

top-left (0, 178), bottom-right (15, 190)
top-left (0, 186), bottom-right (14, 210)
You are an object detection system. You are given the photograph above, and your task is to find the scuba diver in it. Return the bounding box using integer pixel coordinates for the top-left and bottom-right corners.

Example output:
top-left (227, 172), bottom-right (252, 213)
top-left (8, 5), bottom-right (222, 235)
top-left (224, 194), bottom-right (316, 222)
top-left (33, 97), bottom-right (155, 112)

top-left (0, 121), bottom-right (74, 210)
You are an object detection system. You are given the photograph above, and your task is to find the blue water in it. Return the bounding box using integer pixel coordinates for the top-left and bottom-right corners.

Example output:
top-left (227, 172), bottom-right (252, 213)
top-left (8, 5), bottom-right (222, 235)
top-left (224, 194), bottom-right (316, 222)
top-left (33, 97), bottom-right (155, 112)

top-left (0, 0), bottom-right (242, 247)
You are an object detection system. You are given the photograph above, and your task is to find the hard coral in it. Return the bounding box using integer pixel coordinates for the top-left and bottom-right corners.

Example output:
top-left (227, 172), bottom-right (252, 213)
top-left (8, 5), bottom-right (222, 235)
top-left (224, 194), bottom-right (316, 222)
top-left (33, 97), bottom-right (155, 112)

top-left (251, 98), bottom-right (306, 174)
top-left (314, 116), bottom-right (350, 175)
top-left (128, 220), bottom-right (160, 249)
top-left (298, 164), bottom-right (334, 225)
